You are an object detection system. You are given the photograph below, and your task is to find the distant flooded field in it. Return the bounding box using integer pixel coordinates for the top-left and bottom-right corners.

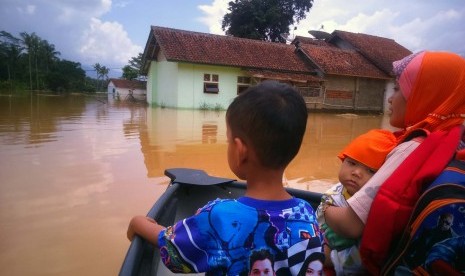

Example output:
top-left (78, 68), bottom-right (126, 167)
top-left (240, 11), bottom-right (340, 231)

top-left (0, 94), bottom-right (393, 275)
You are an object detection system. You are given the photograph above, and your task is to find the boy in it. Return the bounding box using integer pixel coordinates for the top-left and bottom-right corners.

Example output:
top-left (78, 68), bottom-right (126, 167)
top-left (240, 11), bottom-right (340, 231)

top-left (127, 80), bottom-right (323, 275)
top-left (316, 129), bottom-right (397, 275)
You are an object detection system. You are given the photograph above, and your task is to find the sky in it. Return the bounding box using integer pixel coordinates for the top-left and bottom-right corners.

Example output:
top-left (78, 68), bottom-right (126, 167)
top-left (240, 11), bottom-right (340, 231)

top-left (1, 0), bottom-right (464, 78)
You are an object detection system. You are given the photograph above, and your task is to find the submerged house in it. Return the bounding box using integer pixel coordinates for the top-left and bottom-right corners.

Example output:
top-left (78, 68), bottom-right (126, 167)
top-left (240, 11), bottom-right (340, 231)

top-left (141, 26), bottom-right (411, 112)
top-left (107, 78), bottom-right (147, 101)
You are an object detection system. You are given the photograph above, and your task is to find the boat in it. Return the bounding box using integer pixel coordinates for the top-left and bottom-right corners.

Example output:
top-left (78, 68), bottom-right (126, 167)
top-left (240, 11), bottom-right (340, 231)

top-left (119, 168), bottom-right (323, 276)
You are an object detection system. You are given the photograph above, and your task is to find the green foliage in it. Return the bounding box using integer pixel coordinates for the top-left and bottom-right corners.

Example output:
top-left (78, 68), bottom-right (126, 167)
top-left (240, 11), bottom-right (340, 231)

top-left (122, 65), bottom-right (138, 80)
top-left (214, 103), bottom-right (224, 111)
top-left (46, 60), bottom-right (86, 92)
top-left (0, 30), bottom-right (88, 93)
top-left (199, 102), bottom-right (211, 110)
top-left (121, 53), bottom-right (143, 80)
top-left (222, 0), bottom-right (313, 43)
top-left (199, 102), bottom-right (224, 111)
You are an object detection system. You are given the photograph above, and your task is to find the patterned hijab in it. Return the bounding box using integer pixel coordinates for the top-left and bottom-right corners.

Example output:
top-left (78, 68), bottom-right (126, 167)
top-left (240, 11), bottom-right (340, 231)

top-left (393, 51), bottom-right (465, 137)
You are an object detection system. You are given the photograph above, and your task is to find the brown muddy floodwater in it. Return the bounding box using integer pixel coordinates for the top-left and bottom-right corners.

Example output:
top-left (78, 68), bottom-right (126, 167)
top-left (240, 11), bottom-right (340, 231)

top-left (0, 94), bottom-right (395, 275)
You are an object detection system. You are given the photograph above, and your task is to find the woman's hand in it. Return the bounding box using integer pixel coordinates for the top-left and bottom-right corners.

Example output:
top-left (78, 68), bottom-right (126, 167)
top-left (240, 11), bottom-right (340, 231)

top-left (324, 205), bottom-right (364, 239)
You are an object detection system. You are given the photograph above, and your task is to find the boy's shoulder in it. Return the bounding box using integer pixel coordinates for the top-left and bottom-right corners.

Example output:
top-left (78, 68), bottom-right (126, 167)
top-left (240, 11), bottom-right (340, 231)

top-left (195, 198), bottom-right (236, 213)
top-left (196, 197), bottom-right (315, 214)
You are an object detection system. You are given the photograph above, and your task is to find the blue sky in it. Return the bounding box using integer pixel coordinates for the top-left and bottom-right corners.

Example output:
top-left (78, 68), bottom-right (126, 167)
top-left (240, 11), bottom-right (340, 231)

top-left (1, 0), bottom-right (464, 78)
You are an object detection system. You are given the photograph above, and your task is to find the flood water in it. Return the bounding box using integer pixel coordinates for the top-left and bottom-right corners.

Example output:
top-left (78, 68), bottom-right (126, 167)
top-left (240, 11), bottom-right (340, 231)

top-left (0, 94), bottom-right (394, 275)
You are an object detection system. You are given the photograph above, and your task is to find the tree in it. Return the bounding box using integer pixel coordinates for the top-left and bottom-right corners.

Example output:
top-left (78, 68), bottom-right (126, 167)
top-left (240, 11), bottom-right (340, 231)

top-left (20, 32), bottom-right (40, 90)
top-left (121, 53), bottom-right (143, 80)
top-left (222, 0), bottom-right (313, 43)
top-left (0, 30), bottom-right (84, 93)
top-left (0, 31), bottom-right (24, 85)
top-left (46, 59), bottom-right (85, 92)
top-left (122, 65), bottom-right (138, 80)
top-left (93, 63), bottom-right (109, 91)
top-left (18, 32), bottom-right (61, 90)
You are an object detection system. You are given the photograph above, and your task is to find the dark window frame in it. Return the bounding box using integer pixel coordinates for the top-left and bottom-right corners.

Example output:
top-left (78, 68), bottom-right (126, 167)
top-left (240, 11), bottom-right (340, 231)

top-left (237, 76), bottom-right (251, 94)
top-left (204, 73), bottom-right (219, 94)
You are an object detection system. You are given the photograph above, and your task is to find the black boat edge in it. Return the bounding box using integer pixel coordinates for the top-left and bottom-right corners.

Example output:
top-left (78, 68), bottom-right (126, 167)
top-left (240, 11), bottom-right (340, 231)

top-left (119, 168), bottom-right (323, 276)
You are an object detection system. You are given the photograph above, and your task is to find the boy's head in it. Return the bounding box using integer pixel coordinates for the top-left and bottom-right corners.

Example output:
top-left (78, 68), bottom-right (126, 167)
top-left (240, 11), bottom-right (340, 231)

top-left (226, 80), bottom-right (307, 178)
top-left (337, 129), bottom-right (397, 195)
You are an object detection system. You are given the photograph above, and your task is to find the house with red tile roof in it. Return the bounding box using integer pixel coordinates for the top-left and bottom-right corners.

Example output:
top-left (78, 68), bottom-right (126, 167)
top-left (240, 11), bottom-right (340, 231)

top-left (107, 78), bottom-right (147, 101)
top-left (294, 31), bottom-right (411, 111)
top-left (141, 26), bottom-right (411, 112)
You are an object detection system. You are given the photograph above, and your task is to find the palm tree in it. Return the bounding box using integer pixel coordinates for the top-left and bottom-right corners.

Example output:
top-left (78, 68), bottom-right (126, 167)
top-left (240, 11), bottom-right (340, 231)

top-left (0, 31), bottom-right (24, 88)
top-left (20, 32), bottom-right (44, 90)
top-left (100, 65), bottom-right (109, 89)
top-left (39, 40), bottom-right (60, 73)
top-left (93, 63), bottom-right (102, 91)
top-left (93, 63), bottom-right (110, 91)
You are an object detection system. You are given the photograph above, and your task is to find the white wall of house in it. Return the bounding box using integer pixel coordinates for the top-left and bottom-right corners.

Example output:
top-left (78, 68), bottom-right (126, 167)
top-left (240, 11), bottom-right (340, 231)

top-left (156, 53), bottom-right (179, 107)
top-left (108, 82), bottom-right (116, 94)
top-left (177, 63), bottom-right (242, 110)
top-left (147, 50), bottom-right (247, 109)
top-left (146, 63), bottom-right (156, 104)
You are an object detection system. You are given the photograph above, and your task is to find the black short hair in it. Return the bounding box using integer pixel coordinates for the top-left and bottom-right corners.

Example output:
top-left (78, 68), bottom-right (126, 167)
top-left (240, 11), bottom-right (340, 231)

top-left (249, 248), bottom-right (275, 267)
top-left (226, 80), bottom-right (308, 169)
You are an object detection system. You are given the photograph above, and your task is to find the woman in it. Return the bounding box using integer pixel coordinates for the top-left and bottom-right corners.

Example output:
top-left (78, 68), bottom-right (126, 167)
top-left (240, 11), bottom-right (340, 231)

top-left (323, 51), bottom-right (465, 274)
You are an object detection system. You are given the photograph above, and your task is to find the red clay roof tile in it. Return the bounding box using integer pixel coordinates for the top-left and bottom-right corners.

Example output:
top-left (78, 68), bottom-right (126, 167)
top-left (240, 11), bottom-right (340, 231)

top-left (299, 44), bottom-right (389, 79)
top-left (109, 78), bottom-right (146, 89)
top-left (150, 26), bottom-right (314, 73)
top-left (330, 30), bottom-right (412, 76)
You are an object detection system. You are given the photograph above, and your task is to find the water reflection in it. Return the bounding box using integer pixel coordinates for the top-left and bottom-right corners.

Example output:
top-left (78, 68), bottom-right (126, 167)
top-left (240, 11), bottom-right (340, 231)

top-left (140, 108), bottom-right (228, 178)
top-left (0, 94), bottom-right (393, 275)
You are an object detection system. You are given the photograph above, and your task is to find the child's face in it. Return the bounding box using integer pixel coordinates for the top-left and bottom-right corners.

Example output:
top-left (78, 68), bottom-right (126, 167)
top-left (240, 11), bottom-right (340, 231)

top-left (338, 157), bottom-right (375, 196)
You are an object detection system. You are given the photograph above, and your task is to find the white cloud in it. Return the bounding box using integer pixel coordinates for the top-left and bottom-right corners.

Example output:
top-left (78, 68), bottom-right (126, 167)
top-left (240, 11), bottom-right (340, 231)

top-left (17, 4), bottom-right (36, 15)
top-left (0, 0), bottom-right (140, 76)
top-left (114, 1), bottom-right (131, 8)
top-left (291, 0), bottom-right (465, 56)
top-left (197, 0), bottom-right (229, 34)
top-left (79, 18), bottom-right (142, 67)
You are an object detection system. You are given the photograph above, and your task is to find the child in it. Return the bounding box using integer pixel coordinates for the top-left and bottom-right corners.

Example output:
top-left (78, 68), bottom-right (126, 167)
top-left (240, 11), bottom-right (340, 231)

top-left (127, 80), bottom-right (323, 275)
top-left (316, 129), bottom-right (397, 275)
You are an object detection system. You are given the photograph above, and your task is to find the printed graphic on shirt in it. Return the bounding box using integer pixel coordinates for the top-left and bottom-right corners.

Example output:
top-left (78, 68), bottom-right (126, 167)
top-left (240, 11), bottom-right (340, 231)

top-left (159, 198), bottom-right (323, 275)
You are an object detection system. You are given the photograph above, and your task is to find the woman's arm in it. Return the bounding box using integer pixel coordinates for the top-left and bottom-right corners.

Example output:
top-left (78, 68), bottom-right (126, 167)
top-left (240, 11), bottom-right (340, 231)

top-left (323, 204), bottom-right (363, 239)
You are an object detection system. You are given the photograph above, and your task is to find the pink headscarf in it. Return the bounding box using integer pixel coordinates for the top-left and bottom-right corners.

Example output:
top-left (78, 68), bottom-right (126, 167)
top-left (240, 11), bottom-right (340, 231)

top-left (393, 51), bottom-right (465, 136)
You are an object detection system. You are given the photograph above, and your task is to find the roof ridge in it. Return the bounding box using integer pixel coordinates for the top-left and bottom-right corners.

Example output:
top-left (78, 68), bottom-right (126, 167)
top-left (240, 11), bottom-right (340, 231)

top-left (151, 25), bottom-right (294, 48)
top-left (333, 29), bottom-right (396, 42)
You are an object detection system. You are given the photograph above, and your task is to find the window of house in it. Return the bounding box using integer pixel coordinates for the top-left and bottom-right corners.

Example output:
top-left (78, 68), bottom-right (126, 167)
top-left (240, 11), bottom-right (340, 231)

top-left (204, 74), bottom-right (219, 94)
top-left (237, 76), bottom-right (251, 94)
top-left (298, 86), bottom-right (321, 97)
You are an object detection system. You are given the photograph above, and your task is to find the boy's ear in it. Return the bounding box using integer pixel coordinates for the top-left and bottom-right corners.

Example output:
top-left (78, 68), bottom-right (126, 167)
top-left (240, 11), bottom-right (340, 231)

top-left (234, 137), bottom-right (248, 164)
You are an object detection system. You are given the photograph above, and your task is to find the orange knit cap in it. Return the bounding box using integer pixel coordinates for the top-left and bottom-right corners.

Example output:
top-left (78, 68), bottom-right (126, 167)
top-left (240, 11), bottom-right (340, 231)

top-left (337, 129), bottom-right (397, 171)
